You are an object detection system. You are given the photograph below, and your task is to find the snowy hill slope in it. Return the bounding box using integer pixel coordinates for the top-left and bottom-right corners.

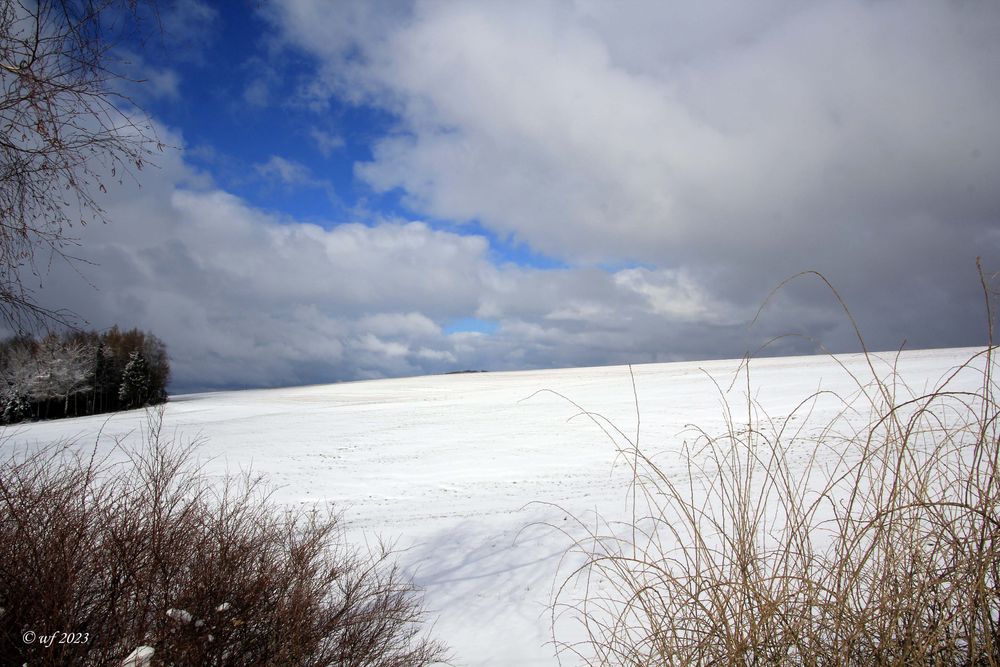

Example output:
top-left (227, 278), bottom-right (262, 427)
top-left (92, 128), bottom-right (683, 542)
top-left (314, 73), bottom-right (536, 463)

top-left (1, 347), bottom-right (987, 665)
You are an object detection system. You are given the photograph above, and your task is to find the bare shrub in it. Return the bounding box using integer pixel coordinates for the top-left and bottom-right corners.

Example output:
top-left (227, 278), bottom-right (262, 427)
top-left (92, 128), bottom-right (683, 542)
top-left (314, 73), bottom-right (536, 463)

top-left (550, 270), bottom-right (1000, 665)
top-left (0, 411), bottom-right (446, 666)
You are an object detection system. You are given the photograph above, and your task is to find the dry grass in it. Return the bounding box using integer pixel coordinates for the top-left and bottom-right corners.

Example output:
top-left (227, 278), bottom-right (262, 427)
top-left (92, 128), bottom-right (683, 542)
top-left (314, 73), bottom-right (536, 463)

top-left (0, 410), bottom-right (446, 666)
top-left (550, 269), bottom-right (1000, 665)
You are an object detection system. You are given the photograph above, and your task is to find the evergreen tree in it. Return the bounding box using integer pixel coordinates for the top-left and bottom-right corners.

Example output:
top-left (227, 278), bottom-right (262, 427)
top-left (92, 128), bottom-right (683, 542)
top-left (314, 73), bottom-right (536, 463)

top-left (118, 351), bottom-right (150, 410)
top-left (2, 393), bottom-right (30, 424)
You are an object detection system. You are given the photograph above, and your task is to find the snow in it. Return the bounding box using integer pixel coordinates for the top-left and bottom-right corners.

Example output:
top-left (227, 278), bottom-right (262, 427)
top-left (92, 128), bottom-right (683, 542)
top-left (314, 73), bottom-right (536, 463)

top-left (120, 646), bottom-right (154, 667)
top-left (166, 608), bottom-right (193, 624)
top-left (0, 347), bottom-right (987, 665)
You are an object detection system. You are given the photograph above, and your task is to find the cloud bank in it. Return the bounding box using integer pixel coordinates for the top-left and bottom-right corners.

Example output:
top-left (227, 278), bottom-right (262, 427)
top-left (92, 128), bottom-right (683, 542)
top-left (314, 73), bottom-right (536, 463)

top-left (35, 143), bottom-right (762, 391)
top-left (20, 0), bottom-right (1000, 391)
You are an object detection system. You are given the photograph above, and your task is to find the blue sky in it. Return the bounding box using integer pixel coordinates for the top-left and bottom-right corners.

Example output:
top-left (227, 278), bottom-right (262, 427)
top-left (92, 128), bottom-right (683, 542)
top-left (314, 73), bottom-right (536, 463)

top-left (142, 8), bottom-right (398, 223)
top-left (23, 0), bottom-right (1000, 392)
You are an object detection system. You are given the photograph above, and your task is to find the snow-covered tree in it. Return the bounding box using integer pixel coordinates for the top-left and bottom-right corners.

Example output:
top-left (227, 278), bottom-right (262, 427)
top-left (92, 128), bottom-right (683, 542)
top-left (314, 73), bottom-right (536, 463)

top-left (30, 335), bottom-right (93, 414)
top-left (0, 338), bottom-right (38, 407)
top-left (118, 351), bottom-right (150, 409)
top-left (0, 326), bottom-right (169, 420)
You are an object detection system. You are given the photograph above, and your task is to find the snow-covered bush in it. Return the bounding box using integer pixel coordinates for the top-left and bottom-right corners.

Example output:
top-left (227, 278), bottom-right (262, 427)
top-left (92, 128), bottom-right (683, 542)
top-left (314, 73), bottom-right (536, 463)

top-left (0, 411), bottom-right (445, 666)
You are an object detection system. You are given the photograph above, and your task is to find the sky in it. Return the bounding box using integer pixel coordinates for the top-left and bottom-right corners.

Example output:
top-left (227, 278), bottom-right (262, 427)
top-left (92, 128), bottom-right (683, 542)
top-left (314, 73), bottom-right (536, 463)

top-left (19, 0), bottom-right (1000, 392)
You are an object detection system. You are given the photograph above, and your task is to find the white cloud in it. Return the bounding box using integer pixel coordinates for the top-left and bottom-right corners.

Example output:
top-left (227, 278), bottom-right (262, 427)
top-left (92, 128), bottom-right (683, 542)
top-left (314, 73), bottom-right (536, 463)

top-left (24, 135), bottom-right (782, 391)
top-left (335, 2), bottom-right (994, 260)
top-left (145, 67), bottom-right (181, 99)
top-left (159, 0), bottom-right (219, 63)
top-left (310, 128), bottom-right (345, 157)
top-left (243, 77), bottom-right (271, 107)
top-left (613, 268), bottom-right (736, 324)
top-left (114, 50), bottom-right (182, 102)
top-left (252, 156), bottom-right (338, 201)
top-left (260, 0), bottom-right (998, 357)
top-left (254, 156), bottom-right (321, 188)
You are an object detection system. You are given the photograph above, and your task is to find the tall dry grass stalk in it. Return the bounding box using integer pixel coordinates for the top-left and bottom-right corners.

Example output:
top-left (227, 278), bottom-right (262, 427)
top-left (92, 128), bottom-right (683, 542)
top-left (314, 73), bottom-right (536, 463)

top-left (551, 269), bottom-right (1000, 665)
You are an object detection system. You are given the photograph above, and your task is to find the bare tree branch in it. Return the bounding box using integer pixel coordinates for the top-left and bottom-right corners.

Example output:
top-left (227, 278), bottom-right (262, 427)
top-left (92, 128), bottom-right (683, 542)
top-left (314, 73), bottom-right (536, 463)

top-left (0, 0), bottom-right (159, 332)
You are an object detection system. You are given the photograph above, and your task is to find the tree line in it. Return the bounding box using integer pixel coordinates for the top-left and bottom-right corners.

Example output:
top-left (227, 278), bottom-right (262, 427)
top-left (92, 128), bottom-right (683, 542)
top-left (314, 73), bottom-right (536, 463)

top-left (0, 327), bottom-right (169, 424)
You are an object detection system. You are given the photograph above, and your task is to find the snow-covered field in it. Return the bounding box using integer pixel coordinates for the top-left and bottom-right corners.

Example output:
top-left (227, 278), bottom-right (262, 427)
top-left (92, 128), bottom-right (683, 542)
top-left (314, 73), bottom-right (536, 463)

top-left (0, 347), bottom-right (987, 665)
